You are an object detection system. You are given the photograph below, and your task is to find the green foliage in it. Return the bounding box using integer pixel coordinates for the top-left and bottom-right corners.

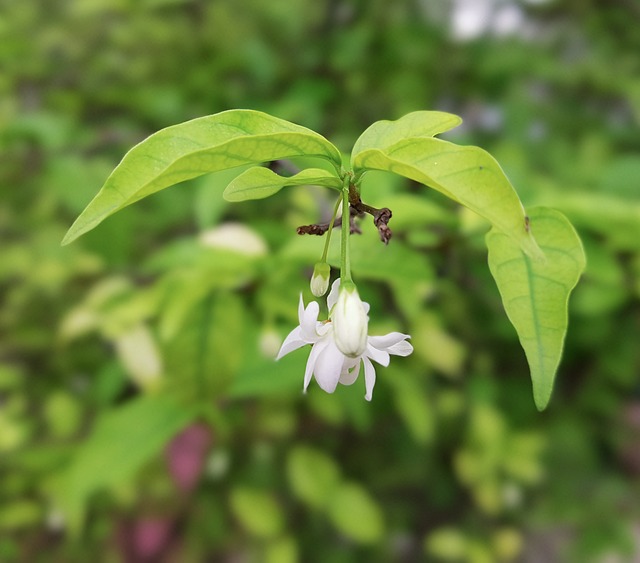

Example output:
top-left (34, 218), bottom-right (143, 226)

top-left (64, 107), bottom-right (585, 412)
top-left (224, 167), bottom-right (341, 202)
top-left (52, 394), bottom-right (198, 535)
top-left (62, 110), bottom-right (341, 245)
top-left (2, 1), bottom-right (639, 561)
top-left (354, 134), bottom-right (542, 260)
top-left (487, 207), bottom-right (586, 409)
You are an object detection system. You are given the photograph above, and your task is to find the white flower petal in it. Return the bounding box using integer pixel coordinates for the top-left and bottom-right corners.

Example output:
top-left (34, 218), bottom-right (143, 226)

top-left (303, 339), bottom-right (328, 393)
top-left (300, 301), bottom-right (321, 341)
top-left (362, 356), bottom-right (377, 401)
top-left (368, 332), bottom-right (411, 350)
top-left (339, 359), bottom-right (360, 385)
top-left (276, 327), bottom-right (306, 359)
top-left (313, 340), bottom-right (344, 393)
top-left (327, 279), bottom-right (341, 311)
top-left (297, 294), bottom-right (305, 324)
top-left (366, 342), bottom-right (390, 367)
top-left (386, 340), bottom-right (414, 357)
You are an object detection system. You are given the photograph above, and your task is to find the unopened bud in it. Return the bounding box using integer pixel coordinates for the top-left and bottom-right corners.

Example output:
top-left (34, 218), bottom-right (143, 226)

top-left (310, 262), bottom-right (331, 297)
top-left (331, 281), bottom-right (368, 357)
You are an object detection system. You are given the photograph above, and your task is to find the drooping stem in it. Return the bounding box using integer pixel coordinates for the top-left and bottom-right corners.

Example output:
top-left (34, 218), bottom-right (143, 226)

top-left (340, 177), bottom-right (353, 283)
top-left (321, 195), bottom-right (342, 263)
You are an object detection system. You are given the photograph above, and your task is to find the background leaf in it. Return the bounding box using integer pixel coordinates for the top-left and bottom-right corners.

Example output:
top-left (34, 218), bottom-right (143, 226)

top-left (223, 166), bottom-right (341, 202)
top-left (62, 110), bottom-right (342, 245)
top-left (52, 394), bottom-right (197, 534)
top-left (486, 207), bottom-right (586, 410)
top-left (326, 482), bottom-right (384, 544)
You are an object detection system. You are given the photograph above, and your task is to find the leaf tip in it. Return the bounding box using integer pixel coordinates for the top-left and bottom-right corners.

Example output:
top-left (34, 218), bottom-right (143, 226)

top-left (533, 382), bottom-right (553, 411)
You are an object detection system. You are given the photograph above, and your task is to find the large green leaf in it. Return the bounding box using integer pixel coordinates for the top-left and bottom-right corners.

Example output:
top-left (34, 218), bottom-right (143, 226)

top-left (223, 166), bottom-right (341, 202)
top-left (354, 137), bottom-right (543, 259)
top-left (486, 207), bottom-right (586, 410)
top-left (62, 110), bottom-right (342, 245)
top-left (52, 394), bottom-right (198, 534)
top-left (351, 110), bottom-right (462, 163)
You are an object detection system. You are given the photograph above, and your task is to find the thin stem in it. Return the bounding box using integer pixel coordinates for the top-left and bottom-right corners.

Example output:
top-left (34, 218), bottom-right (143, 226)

top-left (340, 177), bottom-right (353, 283)
top-left (321, 195), bottom-right (342, 262)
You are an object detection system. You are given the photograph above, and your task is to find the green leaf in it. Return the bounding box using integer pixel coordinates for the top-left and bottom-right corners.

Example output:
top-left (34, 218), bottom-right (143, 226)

top-left (229, 487), bottom-right (284, 539)
top-left (223, 166), bottom-right (341, 202)
top-left (351, 110), bottom-right (462, 163)
top-left (287, 446), bottom-right (342, 509)
top-left (53, 394), bottom-right (197, 535)
top-left (327, 482), bottom-right (385, 544)
top-left (163, 292), bottom-right (246, 400)
top-left (62, 110), bottom-right (342, 245)
top-left (486, 207), bottom-right (586, 410)
top-left (354, 137), bottom-right (543, 259)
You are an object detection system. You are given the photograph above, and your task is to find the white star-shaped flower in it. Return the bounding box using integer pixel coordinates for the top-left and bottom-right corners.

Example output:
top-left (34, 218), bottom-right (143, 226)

top-left (277, 280), bottom-right (413, 400)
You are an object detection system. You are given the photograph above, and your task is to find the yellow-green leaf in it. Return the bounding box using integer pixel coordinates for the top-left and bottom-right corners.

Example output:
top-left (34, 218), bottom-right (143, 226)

top-left (223, 166), bottom-right (341, 202)
top-left (486, 207), bottom-right (586, 410)
top-left (354, 137), bottom-right (543, 259)
top-left (62, 110), bottom-right (341, 245)
top-left (327, 482), bottom-right (384, 544)
top-left (351, 110), bottom-right (462, 163)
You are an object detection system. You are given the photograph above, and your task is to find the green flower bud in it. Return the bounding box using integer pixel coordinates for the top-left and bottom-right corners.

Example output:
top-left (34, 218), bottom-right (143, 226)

top-left (310, 262), bottom-right (331, 297)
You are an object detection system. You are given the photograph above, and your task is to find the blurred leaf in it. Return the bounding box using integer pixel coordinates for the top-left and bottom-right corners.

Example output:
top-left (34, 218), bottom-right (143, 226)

top-left (0, 501), bottom-right (43, 532)
top-left (487, 207), bottom-right (586, 410)
top-left (229, 487), bottom-right (284, 539)
top-left (287, 446), bottom-right (341, 509)
top-left (113, 324), bottom-right (163, 391)
top-left (351, 110), bottom-right (462, 159)
top-left (43, 392), bottom-right (83, 440)
top-left (551, 193), bottom-right (640, 251)
top-left (424, 527), bottom-right (468, 561)
top-left (53, 394), bottom-right (197, 535)
top-left (391, 376), bottom-right (434, 445)
top-left (229, 352), bottom-right (305, 399)
top-left (571, 238), bottom-right (627, 317)
top-left (327, 482), bottom-right (384, 544)
top-left (354, 137), bottom-right (543, 259)
top-left (265, 536), bottom-right (298, 563)
top-left (163, 292), bottom-right (246, 399)
top-left (223, 166), bottom-right (341, 202)
top-left (62, 110), bottom-right (342, 244)
top-left (411, 313), bottom-right (466, 377)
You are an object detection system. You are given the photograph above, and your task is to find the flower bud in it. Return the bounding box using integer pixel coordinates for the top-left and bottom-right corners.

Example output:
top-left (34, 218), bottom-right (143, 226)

top-left (331, 281), bottom-right (368, 357)
top-left (310, 262), bottom-right (331, 297)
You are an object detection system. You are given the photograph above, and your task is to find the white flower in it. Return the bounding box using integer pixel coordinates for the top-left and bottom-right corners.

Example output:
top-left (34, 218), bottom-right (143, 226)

top-left (330, 280), bottom-right (369, 357)
top-left (277, 280), bottom-right (413, 401)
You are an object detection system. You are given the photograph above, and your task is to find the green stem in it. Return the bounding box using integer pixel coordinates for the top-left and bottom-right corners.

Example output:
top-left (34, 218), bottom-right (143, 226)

top-left (340, 177), bottom-right (353, 283)
top-left (321, 195), bottom-right (342, 263)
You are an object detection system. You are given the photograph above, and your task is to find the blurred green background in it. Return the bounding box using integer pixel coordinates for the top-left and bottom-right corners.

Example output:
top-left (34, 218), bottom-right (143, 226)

top-left (1, 0), bottom-right (639, 561)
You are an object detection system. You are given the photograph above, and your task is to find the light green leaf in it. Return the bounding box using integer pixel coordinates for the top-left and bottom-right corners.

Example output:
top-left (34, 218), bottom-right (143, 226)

top-left (53, 394), bottom-right (197, 534)
top-left (163, 292), bottom-right (246, 400)
top-left (327, 482), bottom-right (384, 544)
top-left (223, 166), bottom-right (341, 202)
top-left (287, 446), bottom-right (342, 509)
top-left (229, 487), bottom-right (284, 539)
top-left (355, 137), bottom-right (543, 259)
top-left (62, 110), bottom-right (342, 245)
top-left (351, 110), bottom-right (462, 164)
top-left (486, 207), bottom-right (586, 410)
